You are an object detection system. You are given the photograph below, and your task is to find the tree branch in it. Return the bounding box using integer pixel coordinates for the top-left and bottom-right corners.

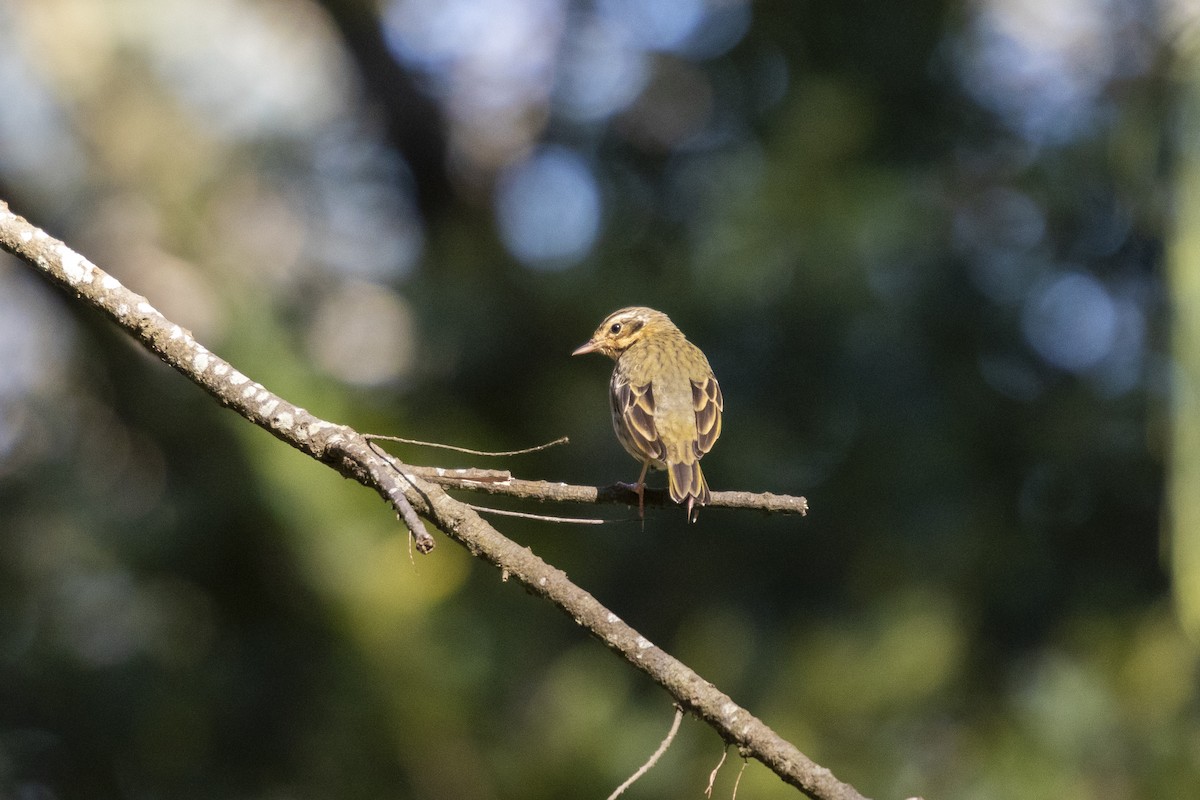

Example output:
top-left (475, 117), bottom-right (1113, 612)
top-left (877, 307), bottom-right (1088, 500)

top-left (0, 200), bottom-right (866, 800)
top-left (410, 467), bottom-right (810, 516)
top-left (368, 435), bottom-right (809, 516)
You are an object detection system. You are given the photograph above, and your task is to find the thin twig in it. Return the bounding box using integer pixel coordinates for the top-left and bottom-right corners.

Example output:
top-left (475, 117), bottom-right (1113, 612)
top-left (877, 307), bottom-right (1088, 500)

top-left (464, 503), bottom-right (608, 525)
top-left (366, 433), bottom-right (569, 456)
top-left (390, 488), bottom-right (436, 553)
top-left (607, 705), bottom-right (685, 800)
top-left (706, 747), bottom-right (729, 798)
top-left (732, 758), bottom-right (748, 800)
top-left (368, 441), bottom-right (514, 485)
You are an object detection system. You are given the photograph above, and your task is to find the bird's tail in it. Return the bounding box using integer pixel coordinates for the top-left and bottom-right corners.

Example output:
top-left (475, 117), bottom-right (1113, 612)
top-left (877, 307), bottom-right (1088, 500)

top-left (668, 460), bottom-right (710, 522)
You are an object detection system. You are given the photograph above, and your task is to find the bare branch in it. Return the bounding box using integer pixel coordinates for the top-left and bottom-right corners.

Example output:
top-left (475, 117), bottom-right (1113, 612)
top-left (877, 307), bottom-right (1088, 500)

top-left (354, 442), bottom-right (437, 553)
top-left (368, 430), bottom-right (809, 518)
top-left (0, 200), bottom-right (863, 800)
top-left (0, 203), bottom-right (437, 551)
top-left (410, 469), bottom-right (810, 516)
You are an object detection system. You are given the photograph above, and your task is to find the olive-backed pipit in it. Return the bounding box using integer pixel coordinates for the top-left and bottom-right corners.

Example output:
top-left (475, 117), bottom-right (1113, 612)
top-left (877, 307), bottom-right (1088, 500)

top-left (572, 306), bottom-right (723, 522)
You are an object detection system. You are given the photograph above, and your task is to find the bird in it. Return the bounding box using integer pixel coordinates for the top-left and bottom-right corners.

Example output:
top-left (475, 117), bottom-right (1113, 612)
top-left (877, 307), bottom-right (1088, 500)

top-left (572, 306), bottom-right (723, 522)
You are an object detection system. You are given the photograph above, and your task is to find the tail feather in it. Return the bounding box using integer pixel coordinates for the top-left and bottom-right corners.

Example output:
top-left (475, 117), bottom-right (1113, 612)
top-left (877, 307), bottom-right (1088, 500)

top-left (667, 460), bottom-right (710, 522)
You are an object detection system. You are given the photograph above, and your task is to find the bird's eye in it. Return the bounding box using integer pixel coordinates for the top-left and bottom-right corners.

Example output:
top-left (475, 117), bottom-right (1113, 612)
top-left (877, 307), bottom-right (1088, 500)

top-left (609, 322), bottom-right (622, 335)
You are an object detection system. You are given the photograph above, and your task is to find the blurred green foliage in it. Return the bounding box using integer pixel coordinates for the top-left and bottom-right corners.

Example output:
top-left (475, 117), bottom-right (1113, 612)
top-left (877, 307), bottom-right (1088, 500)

top-left (0, 0), bottom-right (1193, 798)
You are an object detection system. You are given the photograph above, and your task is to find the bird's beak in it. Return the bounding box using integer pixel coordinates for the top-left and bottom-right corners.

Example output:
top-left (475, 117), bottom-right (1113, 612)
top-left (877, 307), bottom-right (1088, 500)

top-left (572, 339), bottom-right (598, 356)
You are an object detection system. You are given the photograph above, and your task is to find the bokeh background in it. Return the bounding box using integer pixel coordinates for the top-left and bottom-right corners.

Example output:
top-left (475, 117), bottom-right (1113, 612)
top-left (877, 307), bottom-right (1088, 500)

top-left (1, 0), bottom-right (1198, 797)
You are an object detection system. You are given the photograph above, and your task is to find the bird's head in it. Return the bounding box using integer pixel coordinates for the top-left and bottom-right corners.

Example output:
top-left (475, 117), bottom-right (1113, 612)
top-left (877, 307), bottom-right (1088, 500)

top-left (571, 306), bottom-right (675, 360)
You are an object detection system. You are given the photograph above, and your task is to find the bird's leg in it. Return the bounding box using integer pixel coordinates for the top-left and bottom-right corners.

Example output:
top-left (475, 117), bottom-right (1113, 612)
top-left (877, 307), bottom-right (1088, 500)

top-left (614, 463), bottom-right (652, 524)
top-left (634, 460), bottom-right (650, 520)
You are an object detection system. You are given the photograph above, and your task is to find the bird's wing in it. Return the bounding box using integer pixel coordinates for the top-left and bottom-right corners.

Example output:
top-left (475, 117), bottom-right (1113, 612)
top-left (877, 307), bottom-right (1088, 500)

top-left (612, 375), bottom-right (666, 462)
top-left (691, 375), bottom-right (723, 457)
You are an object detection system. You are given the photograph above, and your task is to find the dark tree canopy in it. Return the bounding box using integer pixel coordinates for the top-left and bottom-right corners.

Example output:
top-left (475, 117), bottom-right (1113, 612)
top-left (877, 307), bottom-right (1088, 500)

top-left (0, 0), bottom-right (1189, 798)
